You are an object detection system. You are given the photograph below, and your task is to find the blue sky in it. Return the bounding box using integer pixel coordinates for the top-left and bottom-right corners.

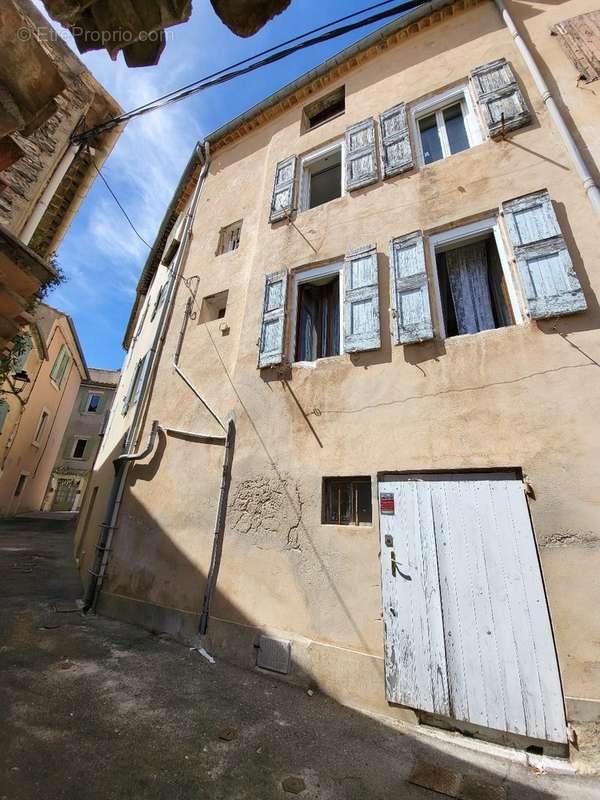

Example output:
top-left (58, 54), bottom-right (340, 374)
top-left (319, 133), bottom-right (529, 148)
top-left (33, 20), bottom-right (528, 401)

top-left (36, 0), bottom-right (406, 369)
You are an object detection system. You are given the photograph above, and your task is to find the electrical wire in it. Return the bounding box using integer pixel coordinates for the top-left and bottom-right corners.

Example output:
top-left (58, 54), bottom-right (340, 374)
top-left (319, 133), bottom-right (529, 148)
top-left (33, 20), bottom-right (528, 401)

top-left (73, 0), bottom-right (427, 143)
top-left (90, 158), bottom-right (152, 249)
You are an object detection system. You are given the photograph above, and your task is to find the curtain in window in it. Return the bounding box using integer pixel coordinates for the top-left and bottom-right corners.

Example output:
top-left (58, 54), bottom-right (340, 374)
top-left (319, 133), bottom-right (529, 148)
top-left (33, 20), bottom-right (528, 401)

top-left (296, 279), bottom-right (340, 360)
top-left (446, 241), bottom-right (495, 335)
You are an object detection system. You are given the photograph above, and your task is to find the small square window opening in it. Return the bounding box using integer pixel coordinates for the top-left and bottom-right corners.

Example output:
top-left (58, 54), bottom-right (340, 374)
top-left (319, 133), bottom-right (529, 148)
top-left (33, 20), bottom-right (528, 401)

top-left (218, 220), bottom-right (242, 255)
top-left (433, 223), bottom-right (520, 338)
top-left (302, 86), bottom-right (345, 131)
top-left (323, 477), bottom-right (372, 525)
top-left (300, 144), bottom-right (343, 211)
top-left (87, 393), bottom-right (102, 413)
top-left (200, 290), bottom-right (229, 323)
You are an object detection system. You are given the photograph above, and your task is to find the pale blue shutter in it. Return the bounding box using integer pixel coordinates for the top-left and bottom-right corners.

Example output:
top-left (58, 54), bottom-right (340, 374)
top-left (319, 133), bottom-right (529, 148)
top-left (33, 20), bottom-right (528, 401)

top-left (345, 118), bottom-right (378, 191)
top-left (378, 103), bottom-right (414, 178)
top-left (502, 190), bottom-right (586, 319)
top-left (0, 400), bottom-right (9, 434)
top-left (470, 58), bottom-right (530, 138)
top-left (14, 335), bottom-right (32, 371)
top-left (343, 244), bottom-right (381, 352)
top-left (389, 232), bottom-right (434, 344)
top-left (269, 156), bottom-right (297, 222)
top-left (258, 270), bottom-right (288, 367)
top-left (132, 354), bottom-right (150, 407)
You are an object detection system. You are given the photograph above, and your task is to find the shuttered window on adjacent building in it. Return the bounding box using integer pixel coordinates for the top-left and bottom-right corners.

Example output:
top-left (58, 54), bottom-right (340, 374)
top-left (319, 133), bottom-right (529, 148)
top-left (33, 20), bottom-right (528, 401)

top-left (552, 11), bottom-right (600, 83)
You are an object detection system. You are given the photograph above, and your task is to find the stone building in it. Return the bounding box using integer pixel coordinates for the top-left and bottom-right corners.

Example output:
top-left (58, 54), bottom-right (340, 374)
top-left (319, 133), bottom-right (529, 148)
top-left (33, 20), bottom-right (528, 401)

top-left (0, 0), bottom-right (122, 351)
top-left (0, 303), bottom-right (88, 515)
top-left (42, 368), bottom-right (119, 512)
top-left (76, 0), bottom-right (600, 759)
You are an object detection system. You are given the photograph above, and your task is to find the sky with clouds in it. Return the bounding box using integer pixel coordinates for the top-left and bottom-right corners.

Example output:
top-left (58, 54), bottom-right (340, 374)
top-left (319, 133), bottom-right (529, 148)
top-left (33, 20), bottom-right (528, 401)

top-left (35, 0), bottom-right (406, 370)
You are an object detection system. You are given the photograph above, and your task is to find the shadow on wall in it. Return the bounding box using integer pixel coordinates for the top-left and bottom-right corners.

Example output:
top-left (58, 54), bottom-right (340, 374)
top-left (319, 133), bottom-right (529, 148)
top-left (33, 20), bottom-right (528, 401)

top-left (76, 487), bottom-right (570, 799)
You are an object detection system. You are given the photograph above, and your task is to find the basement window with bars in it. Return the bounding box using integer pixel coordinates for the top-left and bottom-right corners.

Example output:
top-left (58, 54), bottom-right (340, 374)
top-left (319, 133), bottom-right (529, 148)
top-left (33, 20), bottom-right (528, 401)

top-left (302, 86), bottom-right (345, 131)
top-left (217, 220), bottom-right (242, 255)
top-left (323, 477), bottom-right (372, 526)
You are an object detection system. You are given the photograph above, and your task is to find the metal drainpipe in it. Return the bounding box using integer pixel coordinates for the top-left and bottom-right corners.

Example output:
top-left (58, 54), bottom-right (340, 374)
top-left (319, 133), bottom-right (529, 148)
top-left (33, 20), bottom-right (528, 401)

top-left (494, 0), bottom-right (600, 215)
top-left (83, 142), bottom-right (211, 612)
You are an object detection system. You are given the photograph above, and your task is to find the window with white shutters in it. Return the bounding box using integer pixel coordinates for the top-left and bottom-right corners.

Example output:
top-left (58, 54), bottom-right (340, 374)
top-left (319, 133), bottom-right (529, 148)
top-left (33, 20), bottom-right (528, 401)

top-left (502, 189), bottom-right (586, 319)
top-left (258, 271), bottom-right (288, 368)
top-left (469, 58), bottom-right (530, 138)
top-left (269, 156), bottom-right (297, 222)
top-left (342, 244), bottom-right (381, 352)
top-left (344, 118), bottom-right (379, 191)
top-left (389, 232), bottom-right (434, 344)
top-left (379, 102), bottom-right (414, 178)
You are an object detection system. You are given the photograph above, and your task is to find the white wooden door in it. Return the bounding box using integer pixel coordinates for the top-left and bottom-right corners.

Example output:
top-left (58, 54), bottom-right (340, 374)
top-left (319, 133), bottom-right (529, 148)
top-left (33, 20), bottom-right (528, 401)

top-left (379, 473), bottom-right (567, 744)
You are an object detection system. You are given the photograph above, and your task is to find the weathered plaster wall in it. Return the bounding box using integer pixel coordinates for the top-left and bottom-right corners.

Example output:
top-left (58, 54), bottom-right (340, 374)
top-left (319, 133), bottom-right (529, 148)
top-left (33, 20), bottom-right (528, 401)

top-left (79, 0), bottom-right (600, 732)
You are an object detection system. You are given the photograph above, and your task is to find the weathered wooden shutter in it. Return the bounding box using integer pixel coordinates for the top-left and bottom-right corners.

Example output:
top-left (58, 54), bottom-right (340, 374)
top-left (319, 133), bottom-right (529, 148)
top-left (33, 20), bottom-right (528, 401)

top-left (258, 270), bottom-right (288, 367)
top-left (269, 156), bottom-right (297, 222)
top-left (502, 189), bottom-right (586, 318)
top-left (389, 232), bottom-right (434, 344)
top-left (342, 244), bottom-right (381, 352)
top-left (132, 354), bottom-right (150, 407)
top-left (551, 11), bottom-right (600, 84)
top-left (345, 118), bottom-right (379, 191)
top-left (469, 58), bottom-right (530, 137)
top-left (378, 103), bottom-right (414, 178)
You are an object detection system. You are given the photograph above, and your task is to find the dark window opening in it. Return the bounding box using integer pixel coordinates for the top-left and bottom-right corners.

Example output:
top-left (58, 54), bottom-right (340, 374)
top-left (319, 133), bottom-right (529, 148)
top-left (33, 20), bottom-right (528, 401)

top-left (436, 234), bottom-right (514, 338)
top-left (14, 474), bottom-right (27, 496)
top-left (323, 477), bottom-right (372, 525)
top-left (200, 290), bottom-right (229, 323)
top-left (305, 148), bottom-right (342, 210)
top-left (87, 394), bottom-right (101, 412)
top-left (295, 274), bottom-right (340, 361)
top-left (72, 439), bottom-right (87, 459)
top-left (303, 86), bottom-right (345, 130)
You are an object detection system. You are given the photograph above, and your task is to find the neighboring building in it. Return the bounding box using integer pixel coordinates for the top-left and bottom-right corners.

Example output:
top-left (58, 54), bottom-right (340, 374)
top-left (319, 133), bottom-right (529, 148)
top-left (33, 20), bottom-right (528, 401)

top-left (42, 368), bottom-right (119, 512)
top-left (0, 0), bottom-right (122, 351)
top-left (0, 303), bottom-right (87, 515)
top-left (76, 0), bottom-right (600, 758)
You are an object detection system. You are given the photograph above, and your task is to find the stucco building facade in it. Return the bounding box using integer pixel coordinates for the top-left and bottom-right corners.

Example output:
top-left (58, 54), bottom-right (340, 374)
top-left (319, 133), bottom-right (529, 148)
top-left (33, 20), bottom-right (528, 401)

top-left (76, 0), bottom-right (600, 757)
top-left (42, 368), bottom-right (119, 513)
top-left (0, 303), bottom-right (88, 515)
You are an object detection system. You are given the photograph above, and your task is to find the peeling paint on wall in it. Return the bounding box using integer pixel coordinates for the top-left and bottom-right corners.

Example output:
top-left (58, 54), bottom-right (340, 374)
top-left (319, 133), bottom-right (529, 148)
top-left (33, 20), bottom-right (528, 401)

top-left (229, 473), bottom-right (303, 550)
top-left (541, 529), bottom-right (600, 548)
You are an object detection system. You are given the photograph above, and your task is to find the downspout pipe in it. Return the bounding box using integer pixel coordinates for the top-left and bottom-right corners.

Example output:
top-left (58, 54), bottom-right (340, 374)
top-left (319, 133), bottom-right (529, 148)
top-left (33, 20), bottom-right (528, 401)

top-left (493, 0), bottom-right (600, 215)
top-left (83, 142), bottom-right (211, 612)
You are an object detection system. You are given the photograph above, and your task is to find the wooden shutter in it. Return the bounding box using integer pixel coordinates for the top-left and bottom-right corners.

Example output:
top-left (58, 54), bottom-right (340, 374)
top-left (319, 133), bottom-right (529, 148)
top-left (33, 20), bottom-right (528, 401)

top-left (345, 118), bottom-right (379, 191)
top-left (378, 103), bottom-right (414, 178)
top-left (342, 244), bottom-right (381, 352)
top-left (502, 189), bottom-right (586, 318)
top-left (269, 156), bottom-right (297, 222)
top-left (132, 354), bottom-right (150, 407)
top-left (389, 232), bottom-right (434, 344)
top-left (552, 11), bottom-right (600, 84)
top-left (62, 436), bottom-right (74, 458)
top-left (469, 58), bottom-right (530, 138)
top-left (258, 270), bottom-right (288, 368)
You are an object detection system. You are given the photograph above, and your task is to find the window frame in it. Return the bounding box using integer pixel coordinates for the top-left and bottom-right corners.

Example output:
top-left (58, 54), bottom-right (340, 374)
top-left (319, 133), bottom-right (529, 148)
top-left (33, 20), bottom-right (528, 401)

top-left (428, 216), bottom-right (523, 340)
top-left (322, 476), bottom-right (373, 526)
top-left (70, 437), bottom-right (90, 460)
top-left (50, 344), bottom-right (71, 390)
top-left (32, 407), bottom-right (50, 446)
top-left (298, 139), bottom-right (345, 213)
top-left (302, 85), bottom-right (346, 132)
top-left (217, 220), bottom-right (243, 255)
top-left (14, 472), bottom-right (28, 497)
top-left (290, 261), bottom-right (345, 364)
top-left (410, 84), bottom-right (483, 168)
top-left (84, 392), bottom-right (103, 414)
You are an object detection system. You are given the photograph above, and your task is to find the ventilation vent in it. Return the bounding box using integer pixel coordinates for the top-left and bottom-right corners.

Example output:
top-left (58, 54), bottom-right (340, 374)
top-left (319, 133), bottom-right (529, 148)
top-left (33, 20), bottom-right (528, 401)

top-left (256, 635), bottom-right (291, 674)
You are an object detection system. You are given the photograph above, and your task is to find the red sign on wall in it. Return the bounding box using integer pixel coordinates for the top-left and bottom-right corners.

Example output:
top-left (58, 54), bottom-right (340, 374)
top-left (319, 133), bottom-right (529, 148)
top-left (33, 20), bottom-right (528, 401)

top-left (380, 492), bottom-right (395, 515)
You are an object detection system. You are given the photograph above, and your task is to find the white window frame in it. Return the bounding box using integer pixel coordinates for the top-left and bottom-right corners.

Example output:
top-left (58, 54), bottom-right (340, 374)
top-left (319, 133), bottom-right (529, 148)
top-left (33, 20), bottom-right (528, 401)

top-left (70, 437), bottom-right (90, 460)
top-left (299, 140), bottom-right (345, 213)
top-left (84, 392), bottom-right (103, 414)
top-left (290, 261), bottom-right (345, 364)
top-left (411, 84), bottom-right (483, 168)
top-left (428, 216), bottom-right (523, 340)
top-left (32, 407), bottom-right (50, 446)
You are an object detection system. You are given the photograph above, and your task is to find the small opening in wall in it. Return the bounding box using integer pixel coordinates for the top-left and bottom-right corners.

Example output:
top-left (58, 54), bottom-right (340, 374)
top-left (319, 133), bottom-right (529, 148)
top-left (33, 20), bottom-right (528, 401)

top-left (301, 146), bottom-right (342, 211)
top-left (200, 290), bottom-right (229, 323)
top-left (303, 86), bottom-right (345, 131)
top-left (322, 477), bottom-right (372, 525)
